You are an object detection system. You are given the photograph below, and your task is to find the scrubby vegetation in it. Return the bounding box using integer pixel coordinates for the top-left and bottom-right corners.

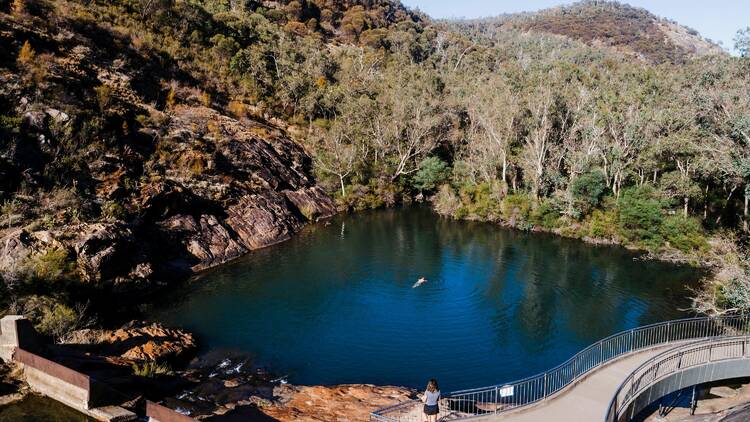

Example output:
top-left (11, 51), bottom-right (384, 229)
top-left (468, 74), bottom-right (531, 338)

top-left (0, 0), bottom-right (749, 318)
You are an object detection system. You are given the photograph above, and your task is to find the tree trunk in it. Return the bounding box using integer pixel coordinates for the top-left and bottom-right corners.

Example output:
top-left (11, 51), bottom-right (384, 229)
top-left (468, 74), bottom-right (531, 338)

top-left (501, 157), bottom-right (507, 185)
top-left (684, 197), bottom-right (689, 219)
top-left (340, 175), bottom-right (346, 198)
top-left (745, 191), bottom-right (749, 232)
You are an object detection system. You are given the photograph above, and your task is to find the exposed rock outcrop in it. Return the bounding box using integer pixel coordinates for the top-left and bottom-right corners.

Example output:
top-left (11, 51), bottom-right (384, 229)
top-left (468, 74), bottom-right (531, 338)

top-left (66, 321), bottom-right (196, 364)
top-left (262, 384), bottom-right (416, 422)
top-left (74, 223), bottom-right (136, 283)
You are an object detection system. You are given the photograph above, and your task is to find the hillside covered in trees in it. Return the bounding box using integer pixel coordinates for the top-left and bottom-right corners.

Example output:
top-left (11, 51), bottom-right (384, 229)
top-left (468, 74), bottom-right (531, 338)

top-left (1, 0), bottom-right (750, 338)
top-left (453, 1), bottom-right (724, 64)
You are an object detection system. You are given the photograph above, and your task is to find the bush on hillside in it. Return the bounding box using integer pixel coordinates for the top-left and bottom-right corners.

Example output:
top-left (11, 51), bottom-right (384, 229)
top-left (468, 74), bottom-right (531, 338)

top-left (412, 157), bottom-right (450, 193)
top-left (588, 208), bottom-right (619, 240)
top-left (571, 170), bottom-right (607, 214)
top-left (502, 193), bottom-right (534, 227)
top-left (661, 216), bottom-right (708, 253)
top-left (433, 184), bottom-right (460, 216)
top-left (530, 198), bottom-right (561, 229)
top-left (617, 186), bottom-right (665, 249)
top-left (456, 183), bottom-right (502, 220)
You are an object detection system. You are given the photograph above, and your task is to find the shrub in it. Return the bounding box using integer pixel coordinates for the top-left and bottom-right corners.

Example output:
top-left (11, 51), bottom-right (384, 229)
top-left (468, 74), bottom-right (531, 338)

top-left (720, 276), bottom-right (750, 311)
top-left (36, 302), bottom-right (78, 343)
top-left (459, 183), bottom-right (502, 220)
top-left (13, 295), bottom-right (91, 343)
top-left (502, 193), bottom-right (533, 226)
top-left (530, 199), bottom-right (561, 229)
top-left (433, 184), bottom-right (460, 216)
top-left (0, 115), bottom-right (22, 133)
top-left (1, 199), bottom-right (22, 228)
top-left (94, 85), bottom-right (112, 113)
top-left (132, 361), bottom-right (172, 378)
top-left (412, 157), bottom-right (450, 193)
top-left (589, 209), bottom-right (618, 239)
top-left (661, 216), bottom-right (708, 253)
top-left (617, 186), bottom-right (665, 249)
top-left (25, 248), bottom-right (74, 281)
top-left (102, 201), bottom-right (127, 221)
top-left (12, 0), bottom-right (26, 15)
top-left (571, 170), bottom-right (607, 213)
top-left (228, 100), bottom-right (247, 118)
top-left (17, 40), bottom-right (34, 66)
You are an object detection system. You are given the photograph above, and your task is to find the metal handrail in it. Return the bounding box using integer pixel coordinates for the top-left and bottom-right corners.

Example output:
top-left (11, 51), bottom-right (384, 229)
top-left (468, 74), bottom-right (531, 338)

top-left (605, 335), bottom-right (750, 422)
top-left (371, 315), bottom-right (750, 421)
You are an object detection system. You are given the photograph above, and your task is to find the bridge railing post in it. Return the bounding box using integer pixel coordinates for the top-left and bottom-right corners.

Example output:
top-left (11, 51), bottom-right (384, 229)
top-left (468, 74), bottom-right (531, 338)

top-left (543, 373), bottom-right (547, 399)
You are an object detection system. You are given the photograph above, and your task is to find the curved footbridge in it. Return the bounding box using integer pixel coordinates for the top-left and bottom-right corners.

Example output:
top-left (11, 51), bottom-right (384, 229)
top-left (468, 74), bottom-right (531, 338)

top-left (371, 316), bottom-right (750, 422)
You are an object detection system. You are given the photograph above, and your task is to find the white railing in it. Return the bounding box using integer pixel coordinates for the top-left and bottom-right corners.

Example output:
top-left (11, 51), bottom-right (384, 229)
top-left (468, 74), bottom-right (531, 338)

top-left (371, 315), bottom-right (750, 421)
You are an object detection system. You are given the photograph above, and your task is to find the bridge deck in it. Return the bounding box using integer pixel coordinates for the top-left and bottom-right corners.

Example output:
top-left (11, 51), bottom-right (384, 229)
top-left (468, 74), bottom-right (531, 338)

top-left (476, 346), bottom-right (671, 421)
top-left (393, 346), bottom-right (674, 422)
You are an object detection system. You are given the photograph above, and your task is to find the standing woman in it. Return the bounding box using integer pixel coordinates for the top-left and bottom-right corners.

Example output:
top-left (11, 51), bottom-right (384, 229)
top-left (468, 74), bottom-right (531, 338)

top-left (422, 378), bottom-right (440, 422)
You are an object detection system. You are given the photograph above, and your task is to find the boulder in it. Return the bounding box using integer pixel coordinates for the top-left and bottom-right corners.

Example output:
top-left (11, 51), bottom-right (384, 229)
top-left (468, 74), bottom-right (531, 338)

top-left (263, 384), bottom-right (416, 422)
top-left (159, 214), bottom-right (247, 271)
top-left (99, 321), bottom-right (196, 363)
top-left (0, 229), bottom-right (32, 277)
top-left (284, 187), bottom-right (336, 221)
top-left (73, 223), bottom-right (135, 283)
top-left (226, 193), bottom-right (304, 250)
top-left (21, 111), bottom-right (46, 131)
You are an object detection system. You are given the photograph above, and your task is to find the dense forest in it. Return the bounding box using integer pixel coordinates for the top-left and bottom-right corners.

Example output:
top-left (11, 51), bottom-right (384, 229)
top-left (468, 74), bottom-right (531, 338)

top-left (1, 0), bottom-right (750, 339)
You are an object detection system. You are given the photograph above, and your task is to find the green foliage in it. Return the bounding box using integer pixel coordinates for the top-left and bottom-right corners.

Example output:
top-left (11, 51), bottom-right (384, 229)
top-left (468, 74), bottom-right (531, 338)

top-left (1, 199), bottom-right (22, 228)
top-left (661, 216), bottom-right (708, 253)
top-left (131, 361), bottom-right (172, 378)
top-left (0, 115), bottom-right (22, 133)
top-left (36, 302), bottom-right (78, 342)
top-left (10, 295), bottom-right (90, 343)
top-left (617, 186), bottom-right (665, 249)
top-left (101, 201), bottom-right (127, 221)
top-left (456, 183), bottom-right (503, 221)
top-left (589, 209), bottom-right (619, 239)
top-left (571, 171), bottom-right (607, 214)
top-left (736, 27), bottom-right (750, 57)
top-left (24, 248), bottom-right (75, 281)
top-left (412, 157), bottom-right (450, 193)
top-left (433, 184), bottom-right (460, 216)
top-left (502, 193), bottom-right (534, 225)
top-left (94, 85), bottom-right (112, 113)
top-left (530, 199), bottom-right (561, 229)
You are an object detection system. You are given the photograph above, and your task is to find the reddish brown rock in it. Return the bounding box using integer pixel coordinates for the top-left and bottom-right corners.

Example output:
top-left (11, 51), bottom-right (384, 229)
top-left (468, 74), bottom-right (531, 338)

top-left (159, 214), bottom-right (248, 271)
top-left (261, 384), bottom-right (415, 422)
top-left (285, 187), bottom-right (337, 221)
top-left (100, 321), bottom-right (196, 363)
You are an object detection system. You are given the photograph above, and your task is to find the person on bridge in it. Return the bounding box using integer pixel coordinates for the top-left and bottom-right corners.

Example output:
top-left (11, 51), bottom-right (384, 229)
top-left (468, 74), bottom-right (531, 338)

top-left (422, 378), bottom-right (440, 422)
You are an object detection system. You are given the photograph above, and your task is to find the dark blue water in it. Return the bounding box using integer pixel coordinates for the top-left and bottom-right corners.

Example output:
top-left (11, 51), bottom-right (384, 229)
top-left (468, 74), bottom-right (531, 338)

top-left (147, 207), bottom-right (702, 391)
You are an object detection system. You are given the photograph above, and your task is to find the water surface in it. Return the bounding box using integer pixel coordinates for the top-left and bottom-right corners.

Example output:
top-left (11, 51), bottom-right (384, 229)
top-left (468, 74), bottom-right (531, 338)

top-left (0, 395), bottom-right (95, 421)
top-left (147, 207), bottom-right (702, 391)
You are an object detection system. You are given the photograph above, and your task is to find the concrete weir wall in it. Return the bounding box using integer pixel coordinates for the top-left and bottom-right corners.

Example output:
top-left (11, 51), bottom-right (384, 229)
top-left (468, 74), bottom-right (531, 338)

top-left (0, 315), bottom-right (138, 421)
top-left (14, 348), bottom-right (91, 410)
top-left (0, 315), bottom-right (39, 361)
top-left (147, 401), bottom-right (198, 422)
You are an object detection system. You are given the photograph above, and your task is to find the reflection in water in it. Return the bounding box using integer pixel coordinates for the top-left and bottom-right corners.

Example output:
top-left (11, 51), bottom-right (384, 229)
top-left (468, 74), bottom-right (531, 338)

top-left (146, 207), bottom-right (702, 390)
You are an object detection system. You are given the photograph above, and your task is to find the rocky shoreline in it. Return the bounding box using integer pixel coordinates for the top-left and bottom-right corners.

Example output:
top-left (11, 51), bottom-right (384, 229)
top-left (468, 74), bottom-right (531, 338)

top-left (0, 320), bottom-right (415, 421)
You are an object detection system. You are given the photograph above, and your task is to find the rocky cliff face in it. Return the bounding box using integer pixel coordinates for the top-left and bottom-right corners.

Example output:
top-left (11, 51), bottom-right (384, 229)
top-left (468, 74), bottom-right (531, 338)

top-left (0, 5), bottom-right (335, 290)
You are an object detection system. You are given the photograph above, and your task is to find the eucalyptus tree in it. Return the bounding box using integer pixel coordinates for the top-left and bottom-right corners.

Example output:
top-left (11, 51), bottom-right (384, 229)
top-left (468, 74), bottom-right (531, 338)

top-left (690, 58), bottom-right (750, 230)
top-left (464, 74), bottom-right (520, 186)
top-left (736, 27), bottom-right (750, 57)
